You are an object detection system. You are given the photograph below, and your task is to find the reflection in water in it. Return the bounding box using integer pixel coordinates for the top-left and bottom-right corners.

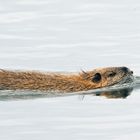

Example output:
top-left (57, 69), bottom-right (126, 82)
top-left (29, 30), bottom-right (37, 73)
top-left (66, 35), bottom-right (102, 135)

top-left (94, 87), bottom-right (133, 99)
top-left (0, 86), bottom-right (134, 101)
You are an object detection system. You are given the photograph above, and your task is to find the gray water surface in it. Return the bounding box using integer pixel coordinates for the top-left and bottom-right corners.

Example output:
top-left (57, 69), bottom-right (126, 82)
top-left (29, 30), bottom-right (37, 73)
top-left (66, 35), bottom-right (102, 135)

top-left (0, 0), bottom-right (140, 140)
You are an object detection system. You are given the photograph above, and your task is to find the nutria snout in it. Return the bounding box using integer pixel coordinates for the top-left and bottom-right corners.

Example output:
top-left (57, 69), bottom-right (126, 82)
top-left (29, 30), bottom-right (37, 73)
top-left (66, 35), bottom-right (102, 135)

top-left (121, 66), bottom-right (133, 74)
top-left (121, 67), bottom-right (129, 73)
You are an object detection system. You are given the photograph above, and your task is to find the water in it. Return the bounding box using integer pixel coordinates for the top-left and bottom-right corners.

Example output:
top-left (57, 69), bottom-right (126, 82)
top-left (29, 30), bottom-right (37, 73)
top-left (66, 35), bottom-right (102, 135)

top-left (0, 0), bottom-right (140, 140)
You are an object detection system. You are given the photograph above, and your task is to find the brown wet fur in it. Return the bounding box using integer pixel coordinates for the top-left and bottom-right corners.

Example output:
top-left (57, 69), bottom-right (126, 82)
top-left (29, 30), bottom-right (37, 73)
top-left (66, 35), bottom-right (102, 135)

top-left (0, 67), bottom-right (133, 92)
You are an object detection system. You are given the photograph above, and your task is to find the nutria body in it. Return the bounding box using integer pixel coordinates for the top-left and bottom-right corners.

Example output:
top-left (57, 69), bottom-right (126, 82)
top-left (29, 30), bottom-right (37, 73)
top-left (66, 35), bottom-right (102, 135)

top-left (0, 67), bottom-right (133, 93)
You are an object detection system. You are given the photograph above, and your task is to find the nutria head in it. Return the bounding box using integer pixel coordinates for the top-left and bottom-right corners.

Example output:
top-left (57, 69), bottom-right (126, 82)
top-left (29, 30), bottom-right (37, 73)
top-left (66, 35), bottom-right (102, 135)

top-left (81, 67), bottom-right (134, 88)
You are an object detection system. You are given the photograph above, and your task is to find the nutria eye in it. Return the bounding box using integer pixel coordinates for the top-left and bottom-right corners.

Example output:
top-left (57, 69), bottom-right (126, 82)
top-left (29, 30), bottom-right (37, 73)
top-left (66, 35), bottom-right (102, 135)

top-left (108, 72), bottom-right (116, 77)
top-left (92, 73), bottom-right (102, 83)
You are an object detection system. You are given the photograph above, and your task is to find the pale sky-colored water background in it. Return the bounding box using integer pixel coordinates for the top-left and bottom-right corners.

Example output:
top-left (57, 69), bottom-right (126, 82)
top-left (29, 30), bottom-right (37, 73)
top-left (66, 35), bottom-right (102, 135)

top-left (0, 0), bottom-right (140, 140)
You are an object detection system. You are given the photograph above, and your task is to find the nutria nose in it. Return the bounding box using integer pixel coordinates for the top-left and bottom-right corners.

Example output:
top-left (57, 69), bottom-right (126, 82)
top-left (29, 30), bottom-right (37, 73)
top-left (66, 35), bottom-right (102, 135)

top-left (121, 67), bottom-right (129, 73)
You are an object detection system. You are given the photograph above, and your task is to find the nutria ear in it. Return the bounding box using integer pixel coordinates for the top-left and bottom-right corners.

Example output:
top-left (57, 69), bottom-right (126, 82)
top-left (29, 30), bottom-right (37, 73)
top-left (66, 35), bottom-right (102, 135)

top-left (81, 70), bottom-right (89, 80)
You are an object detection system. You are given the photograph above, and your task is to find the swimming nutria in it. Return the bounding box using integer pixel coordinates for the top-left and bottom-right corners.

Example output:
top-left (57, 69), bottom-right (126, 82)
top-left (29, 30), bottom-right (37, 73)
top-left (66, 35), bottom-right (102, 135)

top-left (0, 67), bottom-right (133, 93)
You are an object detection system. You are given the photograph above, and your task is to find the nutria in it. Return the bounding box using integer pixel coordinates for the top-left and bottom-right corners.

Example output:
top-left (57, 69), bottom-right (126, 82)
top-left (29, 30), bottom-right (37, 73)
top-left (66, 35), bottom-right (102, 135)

top-left (0, 67), bottom-right (133, 93)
